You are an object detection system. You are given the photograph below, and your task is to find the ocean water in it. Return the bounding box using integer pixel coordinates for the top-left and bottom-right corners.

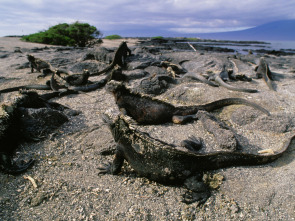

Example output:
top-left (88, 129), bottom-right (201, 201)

top-left (268, 41), bottom-right (295, 50)
top-left (186, 40), bottom-right (295, 54)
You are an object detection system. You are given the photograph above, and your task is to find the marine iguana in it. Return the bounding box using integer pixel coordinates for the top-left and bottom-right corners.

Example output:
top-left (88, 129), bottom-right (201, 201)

top-left (182, 66), bottom-right (257, 93)
top-left (0, 69), bottom-right (101, 95)
top-left (255, 57), bottom-right (275, 91)
top-left (57, 69), bottom-right (91, 86)
top-left (106, 81), bottom-right (270, 124)
top-left (137, 74), bottom-right (177, 95)
top-left (99, 112), bottom-right (295, 203)
top-left (181, 72), bottom-right (219, 87)
top-left (27, 54), bottom-right (53, 74)
top-left (50, 70), bottom-right (107, 94)
top-left (0, 69), bottom-right (80, 94)
top-left (1, 93), bottom-right (34, 174)
top-left (160, 61), bottom-right (187, 78)
top-left (210, 65), bottom-right (258, 93)
top-left (65, 79), bottom-right (107, 92)
top-left (0, 84), bottom-right (51, 94)
top-left (0, 90), bottom-right (71, 174)
top-left (90, 41), bottom-right (132, 76)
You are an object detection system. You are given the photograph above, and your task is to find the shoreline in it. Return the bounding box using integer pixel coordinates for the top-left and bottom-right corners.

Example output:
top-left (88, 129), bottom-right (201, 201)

top-left (2, 36), bottom-right (294, 55)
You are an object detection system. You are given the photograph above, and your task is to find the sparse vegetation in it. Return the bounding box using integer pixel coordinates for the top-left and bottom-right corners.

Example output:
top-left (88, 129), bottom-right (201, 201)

top-left (104, 35), bottom-right (122, 40)
top-left (152, 36), bottom-right (164, 39)
top-left (21, 22), bottom-right (101, 47)
top-left (185, 37), bottom-right (201, 41)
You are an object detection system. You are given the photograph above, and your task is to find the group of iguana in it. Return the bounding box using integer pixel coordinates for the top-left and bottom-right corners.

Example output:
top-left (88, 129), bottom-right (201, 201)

top-left (99, 79), bottom-right (294, 203)
top-left (0, 41), bottom-right (132, 96)
top-left (0, 41), bottom-right (293, 204)
top-left (0, 41), bottom-right (132, 174)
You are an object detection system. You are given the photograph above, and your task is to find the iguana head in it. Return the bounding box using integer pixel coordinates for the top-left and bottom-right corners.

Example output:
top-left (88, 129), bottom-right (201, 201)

top-left (27, 54), bottom-right (35, 61)
top-left (83, 69), bottom-right (90, 77)
top-left (105, 80), bottom-right (130, 100)
top-left (105, 80), bottom-right (125, 92)
top-left (101, 109), bottom-right (122, 142)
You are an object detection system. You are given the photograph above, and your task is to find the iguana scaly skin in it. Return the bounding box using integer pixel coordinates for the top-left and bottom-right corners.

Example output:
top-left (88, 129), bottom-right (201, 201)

top-left (106, 81), bottom-right (270, 124)
top-left (90, 41), bottom-right (131, 76)
top-left (99, 111), bottom-right (295, 203)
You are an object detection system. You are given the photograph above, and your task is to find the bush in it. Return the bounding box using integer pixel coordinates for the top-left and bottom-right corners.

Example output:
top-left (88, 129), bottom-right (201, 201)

top-left (104, 35), bottom-right (122, 40)
top-left (22, 22), bottom-right (101, 47)
top-left (152, 36), bottom-right (164, 39)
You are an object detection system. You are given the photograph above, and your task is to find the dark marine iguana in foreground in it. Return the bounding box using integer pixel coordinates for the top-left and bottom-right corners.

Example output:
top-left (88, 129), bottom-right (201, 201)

top-left (90, 41), bottom-right (132, 76)
top-left (0, 90), bottom-right (75, 174)
top-left (106, 81), bottom-right (270, 125)
top-left (99, 112), bottom-right (295, 203)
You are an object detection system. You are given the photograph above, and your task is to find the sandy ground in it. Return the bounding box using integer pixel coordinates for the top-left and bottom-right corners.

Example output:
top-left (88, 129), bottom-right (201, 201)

top-left (0, 37), bottom-right (295, 220)
top-left (0, 37), bottom-right (140, 50)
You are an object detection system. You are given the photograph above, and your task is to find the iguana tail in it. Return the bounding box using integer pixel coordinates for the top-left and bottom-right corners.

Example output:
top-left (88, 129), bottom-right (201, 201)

top-left (198, 97), bottom-right (270, 115)
top-left (182, 73), bottom-right (219, 87)
top-left (203, 134), bottom-right (295, 169)
top-left (67, 79), bottom-right (107, 92)
top-left (90, 64), bottom-right (115, 76)
top-left (214, 76), bottom-right (258, 93)
top-left (0, 85), bottom-right (51, 94)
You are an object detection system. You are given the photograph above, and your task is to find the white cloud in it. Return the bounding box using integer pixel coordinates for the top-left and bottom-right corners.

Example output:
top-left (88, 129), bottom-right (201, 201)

top-left (0, 0), bottom-right (294, 36)
top-left (169, 26), bottom-right (252, 34)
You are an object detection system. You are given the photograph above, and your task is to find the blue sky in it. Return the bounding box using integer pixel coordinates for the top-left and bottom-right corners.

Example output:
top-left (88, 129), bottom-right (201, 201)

top-left (0, 0), bottom-right (295, 37)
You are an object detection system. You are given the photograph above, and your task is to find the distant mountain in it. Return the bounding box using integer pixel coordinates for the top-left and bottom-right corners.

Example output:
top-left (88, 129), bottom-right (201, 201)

top-left (105, 20), bottom-right (295, 41)
top-left (193, 20), bottom-right (295, 41)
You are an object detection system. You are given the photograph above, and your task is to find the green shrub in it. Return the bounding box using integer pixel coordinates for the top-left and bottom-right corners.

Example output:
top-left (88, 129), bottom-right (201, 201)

top-left (22, 22), bottom-right (101, 47)
top-left (185, 37), bottom-right (201, 41)
top-left (104, 35), bottom-right (122, 40)
top-left (152, 36), bottom-right (164, 39)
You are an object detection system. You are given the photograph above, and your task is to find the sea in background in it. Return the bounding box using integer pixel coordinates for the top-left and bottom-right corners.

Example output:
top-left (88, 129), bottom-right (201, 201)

top-left (179, 40), bottom-right (295, 54)
top-left (269, 41), bottom-right (295, 50)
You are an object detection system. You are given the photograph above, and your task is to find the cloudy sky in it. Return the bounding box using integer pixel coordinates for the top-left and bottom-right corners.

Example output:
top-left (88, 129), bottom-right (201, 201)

top-left (0, 0), bottom-right (295, 37)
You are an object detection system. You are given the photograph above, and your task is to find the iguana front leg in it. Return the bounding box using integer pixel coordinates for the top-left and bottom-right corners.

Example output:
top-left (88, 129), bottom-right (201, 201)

top-left (30, 64), bottom-right (35, 73)
top-left (182, 175), bottom-right (211, 204)
top-left (98, 145), bottom-right (125, 175)
top-left (0, 152), bottom-right (34, 174)
top-left (172, 114), bottom-right (198, 124)
top-left (180, 136), bottom-right (203, 152)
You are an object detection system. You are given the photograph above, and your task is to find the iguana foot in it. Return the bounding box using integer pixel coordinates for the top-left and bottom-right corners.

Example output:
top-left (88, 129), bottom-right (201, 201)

top-left (181, 136), bottom-right (203, 152)
top-left (182, 189), bottom-right (210, 204)
top-left (172, 114), bottom-right (198, 124)
top-left (182, 175), bottom-right (211, 204)
top-left (97, 162), bottom-right (113, 175)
